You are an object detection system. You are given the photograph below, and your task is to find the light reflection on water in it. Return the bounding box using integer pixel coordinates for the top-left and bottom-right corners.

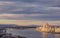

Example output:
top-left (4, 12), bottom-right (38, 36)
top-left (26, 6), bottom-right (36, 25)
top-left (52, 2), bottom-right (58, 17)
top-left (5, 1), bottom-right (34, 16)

top-left (54, 34), bottom-right (60, 38)
top-left (42, 32), bottom-right (55, 38)
top-left (7, 29), bottom-right (60, 38)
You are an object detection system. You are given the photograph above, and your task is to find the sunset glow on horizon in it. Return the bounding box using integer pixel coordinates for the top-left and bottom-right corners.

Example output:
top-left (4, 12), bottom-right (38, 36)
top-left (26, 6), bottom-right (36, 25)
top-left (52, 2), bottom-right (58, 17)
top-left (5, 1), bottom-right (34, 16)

top-left (0, 0), bottom-right (59, 25)
top-left (0, 19), bottom-right (60, 26)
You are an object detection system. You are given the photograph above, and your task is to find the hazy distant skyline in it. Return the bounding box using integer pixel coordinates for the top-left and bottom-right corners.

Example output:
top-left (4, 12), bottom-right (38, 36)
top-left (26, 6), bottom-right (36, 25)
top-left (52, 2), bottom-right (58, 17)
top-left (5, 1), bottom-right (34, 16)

top-left (0, 0), bottom-right (60, 25)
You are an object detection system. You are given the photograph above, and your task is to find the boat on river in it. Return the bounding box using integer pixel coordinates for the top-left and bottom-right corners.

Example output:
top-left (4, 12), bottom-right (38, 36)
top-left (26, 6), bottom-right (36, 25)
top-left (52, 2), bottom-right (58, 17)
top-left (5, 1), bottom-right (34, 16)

top-left (36, 23), bottom-right (60, 33)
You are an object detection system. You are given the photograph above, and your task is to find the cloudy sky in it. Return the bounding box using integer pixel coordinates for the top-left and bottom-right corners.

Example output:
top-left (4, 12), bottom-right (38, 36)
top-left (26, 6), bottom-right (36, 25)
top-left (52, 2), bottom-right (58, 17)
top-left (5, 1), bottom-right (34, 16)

top-left (0, 0), bottom-right (60, 25)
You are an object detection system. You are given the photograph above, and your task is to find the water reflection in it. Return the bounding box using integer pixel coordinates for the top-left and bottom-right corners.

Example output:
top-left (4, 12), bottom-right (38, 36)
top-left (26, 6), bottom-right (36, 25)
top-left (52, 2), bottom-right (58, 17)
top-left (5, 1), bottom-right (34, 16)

top-left (42, 32), bottom-right (49, 38)
top-left (42, 32), bottom-right (55, 38)
top-left (7, 28), bottom-right (60, 38)
top-left (54, 34), bottom-right (60, 38)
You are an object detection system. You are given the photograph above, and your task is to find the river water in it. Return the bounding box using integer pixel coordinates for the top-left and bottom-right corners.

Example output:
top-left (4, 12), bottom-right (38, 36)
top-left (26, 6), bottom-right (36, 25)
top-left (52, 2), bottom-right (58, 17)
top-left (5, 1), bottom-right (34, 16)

top-left (7, 29), bottom-right (60, 38)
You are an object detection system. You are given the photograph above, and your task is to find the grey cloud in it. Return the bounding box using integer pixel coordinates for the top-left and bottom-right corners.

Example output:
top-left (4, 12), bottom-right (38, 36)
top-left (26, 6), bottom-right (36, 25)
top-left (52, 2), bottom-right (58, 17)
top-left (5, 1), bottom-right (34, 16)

top-left (0, 0), bottom-right (59, 20)
top-left (0, 0), bottom-right (58, 7)
top-left (0, 1), bottom-right (59, 14)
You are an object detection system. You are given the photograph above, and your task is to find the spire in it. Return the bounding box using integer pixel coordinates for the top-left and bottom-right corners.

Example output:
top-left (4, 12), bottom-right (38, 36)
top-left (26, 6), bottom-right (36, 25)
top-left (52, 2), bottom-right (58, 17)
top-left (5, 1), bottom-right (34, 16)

top-left (43, 22), bottom-right (50, 28)
top-left (46, 22), bottom-right (49, 26)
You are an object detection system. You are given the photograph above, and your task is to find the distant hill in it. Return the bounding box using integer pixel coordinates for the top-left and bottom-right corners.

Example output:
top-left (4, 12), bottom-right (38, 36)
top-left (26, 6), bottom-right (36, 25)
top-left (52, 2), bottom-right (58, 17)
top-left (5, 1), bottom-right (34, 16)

top-left (0, 24), bottom-right (40, 28)
top-left (0, 24), bottom-right (17, 28)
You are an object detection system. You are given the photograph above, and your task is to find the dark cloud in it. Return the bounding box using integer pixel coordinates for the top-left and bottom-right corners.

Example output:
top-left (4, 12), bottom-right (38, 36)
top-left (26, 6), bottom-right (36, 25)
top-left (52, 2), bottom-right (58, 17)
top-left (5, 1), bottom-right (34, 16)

top-left (0, 0), bottom-right (59, 20)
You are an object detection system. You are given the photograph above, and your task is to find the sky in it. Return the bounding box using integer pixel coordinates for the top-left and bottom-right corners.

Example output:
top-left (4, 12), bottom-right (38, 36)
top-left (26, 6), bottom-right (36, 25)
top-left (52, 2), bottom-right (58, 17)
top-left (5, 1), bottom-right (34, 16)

top-left (0, 0), bottom-right (60, 25)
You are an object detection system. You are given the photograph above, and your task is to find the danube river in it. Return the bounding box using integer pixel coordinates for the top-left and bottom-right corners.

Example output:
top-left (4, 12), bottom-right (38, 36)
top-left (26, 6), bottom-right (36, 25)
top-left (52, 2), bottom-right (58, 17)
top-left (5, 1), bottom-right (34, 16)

top-left (7, 29), bottom-right (60, 38)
